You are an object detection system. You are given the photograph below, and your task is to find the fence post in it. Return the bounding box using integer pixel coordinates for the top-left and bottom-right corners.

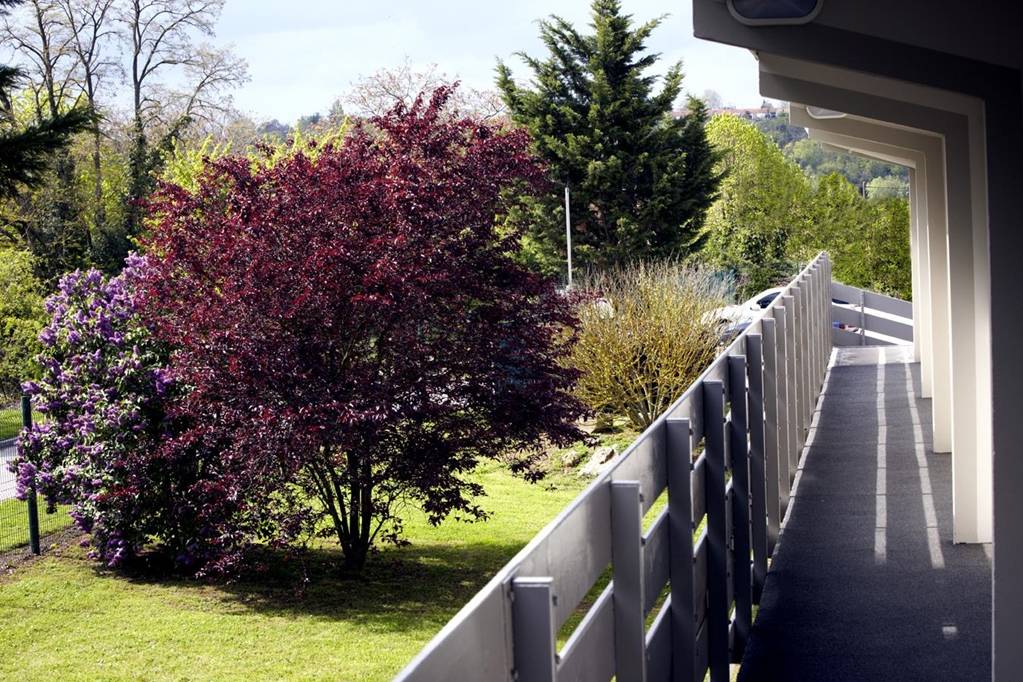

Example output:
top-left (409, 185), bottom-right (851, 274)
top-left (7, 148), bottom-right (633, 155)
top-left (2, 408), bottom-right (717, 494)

top-left (780, 295), bottom-right (799, 474)
top-left (667, 417), bottom-right (695, 682)
top-left (825, 261), bottom-right (832, 360)
top-left (814, 264), bottom-right (822, 384)
top-left (612, 480), bottom-right (647, 682)
top-left (815, 269), bottom-right (822, 381)
top-left (511, 577), bottom-right (557, 682)
top-left (859, 287), bottom-right (866, 346)
top-left (809, 268), bottom-right (818, 391)
top-left (761, 318), bottom-right (782, 551)
top-left (806, 274), bottom-right (814, 396)
top-left (702, 381), bottom-right (729, 682)
top-left (21, 395), bottom-right (40, 555)
top-left (818, 263), bottom-right (828, 386)
top-left (796, 285), bottom-right (808, 451)
top-left (813, 265), bottom-right (822, 388)
top-left (727, 356), bottom-right (751, 661)
top-left (774, 308), bottom-right (793, 500)
top-left (794, 284), bottom-right (809, 434)
top-left (826, 257), bottom-right (834, 358)
top-left (818, 264), bottom-right (827, 384)
top-left (745, 336), bottom-right (768, 600)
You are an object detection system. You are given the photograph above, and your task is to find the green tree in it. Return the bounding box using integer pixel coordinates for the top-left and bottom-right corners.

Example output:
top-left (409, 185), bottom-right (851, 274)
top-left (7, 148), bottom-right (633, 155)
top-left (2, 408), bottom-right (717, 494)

top-left (497, 0), bottom-right (721, 273)
top-left (791, 172), bottom-right (869, 284)
top-left (753, 111), bottom-right (807, 148)
top-left (0, 2), bottom-right (92, 201)
top-left (0, 247), bottom-right (45, 397)
top-left (862, 197), bottom-right (912, 298)
top-left (0, 0), bottom-right (95, 286)
top-left (71, 128), bottom-right (130, 271)
top-left (791, 172), bottom-right (911, 300)
top-left (0, 74), bottom-right (89, 200)
top-left (786, 138), bottom-right (907, 189)
top-left (702, 115), bottom-right (808, 297)
top-left (865, 174), bottom-right (909, 199)
top-left (119, 0), bottom-right (245, 267)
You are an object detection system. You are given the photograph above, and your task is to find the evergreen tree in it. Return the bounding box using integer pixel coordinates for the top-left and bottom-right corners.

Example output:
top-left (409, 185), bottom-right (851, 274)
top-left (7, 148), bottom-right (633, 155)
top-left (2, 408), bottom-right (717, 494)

top-left (0, 22), bottom-right (93, 200)
top-left (497, 0), bottom-right (721, 273)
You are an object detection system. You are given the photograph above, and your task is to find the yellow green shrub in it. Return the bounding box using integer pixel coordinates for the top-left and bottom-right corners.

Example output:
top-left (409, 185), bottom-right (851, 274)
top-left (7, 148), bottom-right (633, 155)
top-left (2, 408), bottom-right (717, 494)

top-left (571, 262), bottom-right (727, 429)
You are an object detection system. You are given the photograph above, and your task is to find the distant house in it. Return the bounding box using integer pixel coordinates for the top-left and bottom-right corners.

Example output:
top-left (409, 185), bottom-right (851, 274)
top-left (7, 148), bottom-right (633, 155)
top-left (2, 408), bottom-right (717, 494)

top-left (674, 103), bottom-right (780, 120)
top-left (710, 106), bottom-right (776, 119)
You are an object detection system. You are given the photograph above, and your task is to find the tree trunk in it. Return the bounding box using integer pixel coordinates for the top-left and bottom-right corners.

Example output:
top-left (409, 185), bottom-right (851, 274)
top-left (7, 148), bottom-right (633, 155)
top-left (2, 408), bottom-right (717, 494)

top-left (125, 118), bottom-right (147, 243)
top-left (90, 107), bottom-right (104, 247)
top-left (343, 541), bottom-right (368, 572)
top-left (311, 456), bottom-right (374, 573)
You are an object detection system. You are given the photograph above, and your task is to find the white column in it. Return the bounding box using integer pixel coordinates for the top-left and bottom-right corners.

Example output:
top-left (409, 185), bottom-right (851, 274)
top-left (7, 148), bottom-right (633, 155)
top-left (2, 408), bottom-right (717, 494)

top-left (921, 143), bottom-right (954, 455)
top-left (910, 165), bottom-right (934, 398)
top-left (767, 73), bottom-right (981, 537)
top-left (908, 167), bottom-right (922, 363)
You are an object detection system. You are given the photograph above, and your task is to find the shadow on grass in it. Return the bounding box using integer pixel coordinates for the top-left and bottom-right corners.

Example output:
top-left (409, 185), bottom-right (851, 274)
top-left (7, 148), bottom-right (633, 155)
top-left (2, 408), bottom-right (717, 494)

top-left (100, 539), bottom-right (523, 634)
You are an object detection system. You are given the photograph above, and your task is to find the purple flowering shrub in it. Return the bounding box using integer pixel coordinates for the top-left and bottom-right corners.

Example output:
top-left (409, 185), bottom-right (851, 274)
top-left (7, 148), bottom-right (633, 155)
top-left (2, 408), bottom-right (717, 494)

top-left (13, 256), bottom-right (292, 575)
top-left (15, 256), bottom-right (170, 566)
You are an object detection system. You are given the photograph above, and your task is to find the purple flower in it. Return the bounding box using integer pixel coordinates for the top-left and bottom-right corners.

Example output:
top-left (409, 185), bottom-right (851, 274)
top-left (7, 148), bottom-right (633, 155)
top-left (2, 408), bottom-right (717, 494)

top-left (12, 261), bottom-right (178, 569)
top-left (14, 461), bottom-right (37, 499)
top-left (39, 327), bottom-right (56, 345)
top-left (153, 368), bottom-right (174, 397)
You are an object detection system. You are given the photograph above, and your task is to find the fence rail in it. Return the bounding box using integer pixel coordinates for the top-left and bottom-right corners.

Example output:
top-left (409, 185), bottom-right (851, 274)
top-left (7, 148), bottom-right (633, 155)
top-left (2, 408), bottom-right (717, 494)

top-left (395, 253), bottom-right (834, 682)
top-left (830, 280), bottom-right (913, 346)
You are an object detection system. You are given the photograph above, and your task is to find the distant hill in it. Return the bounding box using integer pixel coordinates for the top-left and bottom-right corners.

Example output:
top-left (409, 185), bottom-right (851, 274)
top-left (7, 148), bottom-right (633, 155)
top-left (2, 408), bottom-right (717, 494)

top-left (753, 111), bottom-right (908, 197)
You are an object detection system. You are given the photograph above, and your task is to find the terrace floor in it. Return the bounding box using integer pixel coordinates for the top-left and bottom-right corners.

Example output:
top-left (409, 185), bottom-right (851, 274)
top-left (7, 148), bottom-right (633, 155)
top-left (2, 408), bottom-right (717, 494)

top-left (738, 346), bottom-right (992, 681)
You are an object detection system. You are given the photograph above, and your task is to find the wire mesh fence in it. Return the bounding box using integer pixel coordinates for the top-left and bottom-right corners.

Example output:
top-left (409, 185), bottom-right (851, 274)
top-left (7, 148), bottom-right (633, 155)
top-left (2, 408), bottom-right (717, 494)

top-left (0, 395), bottom-right (74, 554)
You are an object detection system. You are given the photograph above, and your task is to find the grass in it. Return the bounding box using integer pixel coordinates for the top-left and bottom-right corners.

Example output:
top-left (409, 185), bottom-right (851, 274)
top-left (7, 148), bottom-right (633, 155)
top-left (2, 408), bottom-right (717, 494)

top-left (0, 461), bottom-right (589, 681)
top-left (0, 405), bottom-right (23, 440)
top-left (0, 499), bottom-right (73, 552)
top-left (0, 404), bottom-right (42, 440)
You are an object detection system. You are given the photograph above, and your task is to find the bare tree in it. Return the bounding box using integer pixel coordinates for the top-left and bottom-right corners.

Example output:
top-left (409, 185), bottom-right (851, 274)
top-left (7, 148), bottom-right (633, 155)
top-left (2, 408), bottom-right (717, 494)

top-left (701, 88), bottom-right (724, 110)
top-left (173, 44), bottom-right (247, 125)
top-left (346, 57), bottom-right (505, 121)
top-left (0, 0), bottom-right (244, 272)
top-left (117, 0), bottom-right (230, 237)
top-left (2, 0), bottom-right (92, 275)
top-left (2, 0), bottom-right (77, 121)
top-left (56, 0), bottom-right (117, 232)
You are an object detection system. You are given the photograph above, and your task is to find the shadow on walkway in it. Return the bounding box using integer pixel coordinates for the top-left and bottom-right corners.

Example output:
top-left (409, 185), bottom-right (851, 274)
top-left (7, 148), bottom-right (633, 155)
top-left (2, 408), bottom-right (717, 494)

top-left (739, 346), bottom-right (991, 681)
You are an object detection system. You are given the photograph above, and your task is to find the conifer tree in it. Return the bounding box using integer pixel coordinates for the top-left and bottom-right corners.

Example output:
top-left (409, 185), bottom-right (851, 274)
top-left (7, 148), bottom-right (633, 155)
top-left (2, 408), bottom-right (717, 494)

top-left (497, 0), bottom-right (721, 272)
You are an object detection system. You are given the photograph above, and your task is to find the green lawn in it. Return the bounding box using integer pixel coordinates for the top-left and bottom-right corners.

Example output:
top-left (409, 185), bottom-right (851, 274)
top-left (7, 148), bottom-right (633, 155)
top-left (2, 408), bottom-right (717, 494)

top-left (0, 404), bottom-right (41, 440)
top-left (0, 405), bottom-right (23, 440)
top-left (0, 462), bottom-right (589, 681)
top-left (0, 499), bottom-right (73, 552)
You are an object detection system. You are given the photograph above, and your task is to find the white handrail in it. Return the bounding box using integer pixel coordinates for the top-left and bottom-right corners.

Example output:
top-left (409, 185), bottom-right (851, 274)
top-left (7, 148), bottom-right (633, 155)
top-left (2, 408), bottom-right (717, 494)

top-left (396, 254), bottom-right (834, 682)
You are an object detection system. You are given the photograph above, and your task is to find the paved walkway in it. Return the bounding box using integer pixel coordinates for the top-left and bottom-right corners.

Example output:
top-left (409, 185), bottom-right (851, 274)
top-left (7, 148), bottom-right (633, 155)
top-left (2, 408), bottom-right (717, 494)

top-left (738, 346), bottom-right (991, 681)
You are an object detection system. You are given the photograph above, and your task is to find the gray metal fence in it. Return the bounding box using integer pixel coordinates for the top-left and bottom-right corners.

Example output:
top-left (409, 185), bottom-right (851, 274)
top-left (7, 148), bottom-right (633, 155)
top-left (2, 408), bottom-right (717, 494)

top-left (0, 395), bottom-right (73, 554)
top-left (395, 253), bottom-right (834, 682)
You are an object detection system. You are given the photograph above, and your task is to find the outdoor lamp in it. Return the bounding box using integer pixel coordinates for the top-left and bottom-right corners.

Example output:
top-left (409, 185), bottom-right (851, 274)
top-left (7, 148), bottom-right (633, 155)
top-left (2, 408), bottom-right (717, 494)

top-left (727, 0), bottom-right (824, 25)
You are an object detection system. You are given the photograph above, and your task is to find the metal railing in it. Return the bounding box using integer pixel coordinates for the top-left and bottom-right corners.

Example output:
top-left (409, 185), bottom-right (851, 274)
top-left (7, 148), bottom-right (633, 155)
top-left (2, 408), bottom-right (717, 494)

top-left (831, 280), bottom-right (913, 346)
top-left (0, 395), bottom-right (72, 554)
top-left (396, 253), bottom-right (834, 682)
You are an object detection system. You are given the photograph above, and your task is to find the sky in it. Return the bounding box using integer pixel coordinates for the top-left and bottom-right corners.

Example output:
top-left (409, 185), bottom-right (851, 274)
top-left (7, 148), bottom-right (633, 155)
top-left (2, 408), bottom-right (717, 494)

top-left (216, 0), bottom-right (764, 123)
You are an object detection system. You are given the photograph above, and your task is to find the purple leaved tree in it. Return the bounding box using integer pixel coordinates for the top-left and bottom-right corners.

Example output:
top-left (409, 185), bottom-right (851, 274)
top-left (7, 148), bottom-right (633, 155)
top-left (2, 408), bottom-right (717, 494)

top-left (141, 86), bottom-right (589, 571)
